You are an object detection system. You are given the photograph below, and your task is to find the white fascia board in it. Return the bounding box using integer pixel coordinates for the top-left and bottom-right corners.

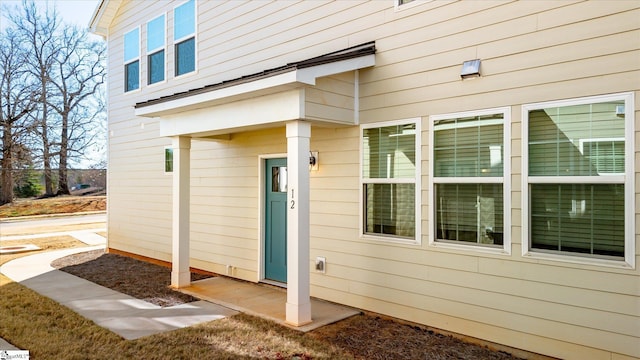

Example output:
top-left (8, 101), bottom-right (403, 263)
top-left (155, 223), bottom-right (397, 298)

top-left (159, 89), bottom-right (304, 137)
top-left (136, 71), bottom-right (300, 117)
top-left (295, 54), bottom-right (376, 85)
top-left (89, 0), bottom-right (122, 38)
top-left (136, 54), bottom-right (376, 118)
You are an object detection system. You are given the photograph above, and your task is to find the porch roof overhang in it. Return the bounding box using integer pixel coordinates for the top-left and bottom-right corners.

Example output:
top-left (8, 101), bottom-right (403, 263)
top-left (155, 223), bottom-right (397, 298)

top-left (134, 42), bottom-right (375, 138)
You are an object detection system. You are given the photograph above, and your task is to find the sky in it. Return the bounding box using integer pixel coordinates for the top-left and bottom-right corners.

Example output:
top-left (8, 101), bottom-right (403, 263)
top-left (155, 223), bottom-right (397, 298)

top-left (0, 0), bottom-right (99, 29)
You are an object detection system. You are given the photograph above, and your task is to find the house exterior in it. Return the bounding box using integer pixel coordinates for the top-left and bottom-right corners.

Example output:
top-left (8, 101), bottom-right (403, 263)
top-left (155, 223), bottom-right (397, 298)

top-left (89, 1), bottom-right (639, 359)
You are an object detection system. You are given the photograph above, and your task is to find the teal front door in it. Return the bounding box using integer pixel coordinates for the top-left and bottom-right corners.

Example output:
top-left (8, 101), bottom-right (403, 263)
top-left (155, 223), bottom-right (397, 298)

top-left (265, 158), bottom-right (287, 283)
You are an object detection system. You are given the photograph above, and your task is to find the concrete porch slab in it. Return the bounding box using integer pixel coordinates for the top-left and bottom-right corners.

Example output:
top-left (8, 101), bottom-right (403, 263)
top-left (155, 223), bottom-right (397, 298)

top-left (178, 277), bottom-right (360, 332)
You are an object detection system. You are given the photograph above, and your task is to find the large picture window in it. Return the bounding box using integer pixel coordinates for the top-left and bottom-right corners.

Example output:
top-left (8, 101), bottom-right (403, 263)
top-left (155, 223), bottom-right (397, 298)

top-left (523, 93), bottom-right (634, 266)
top-left (174, 0), bottom-right (196, 76)
top-left (123, 28), bottom-right (140, 92)
top-left (361, 120), bottom-right (419, 242)
top-left (147, 14), bottom-right (165, 85)
top-left (431, 108), bottom-right (510, 251)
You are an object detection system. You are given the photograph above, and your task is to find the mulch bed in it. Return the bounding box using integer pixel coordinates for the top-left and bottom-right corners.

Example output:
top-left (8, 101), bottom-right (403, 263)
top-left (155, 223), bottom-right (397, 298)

top-left (51, 249), bottom-right (211, 307)
top-left (51, 249), bottom-right (525, 359)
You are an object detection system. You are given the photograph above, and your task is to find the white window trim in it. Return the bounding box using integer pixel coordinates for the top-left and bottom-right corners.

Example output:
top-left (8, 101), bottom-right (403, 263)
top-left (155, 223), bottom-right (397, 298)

top-left (359, 118), bottom-right (421, 245)
top-left (173, 0), bottom-right (198, 79)
top-left (124, 26), bottom-right (141, 93)
top-left (428, 107), bottom-right (511, 255)
top-left (146, 13), bottom-right (167, 86)
top-left (394, 0), bottom-right (431, 11)
top-left (521, 92), bottom-right (635, 269)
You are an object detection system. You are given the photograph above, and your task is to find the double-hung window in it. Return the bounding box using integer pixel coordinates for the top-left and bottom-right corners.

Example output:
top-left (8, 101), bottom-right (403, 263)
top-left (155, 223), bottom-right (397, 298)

top-left (431, 108), bottom-right (510, 252)
top-left (523, 93), bottom-right (634, 266)
top-left (147, 14), bottom-right (165, 85)
top-left (174, 0), bottom-right (196, 76)
top-left (361, 119), bottom-right (420, 243)
top-left (123, 28), bottom-right (140, 92)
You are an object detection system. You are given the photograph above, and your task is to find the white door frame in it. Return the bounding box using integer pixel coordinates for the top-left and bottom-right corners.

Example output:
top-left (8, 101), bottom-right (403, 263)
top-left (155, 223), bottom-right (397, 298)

top-left (257, 153), bottom-right (287, 284)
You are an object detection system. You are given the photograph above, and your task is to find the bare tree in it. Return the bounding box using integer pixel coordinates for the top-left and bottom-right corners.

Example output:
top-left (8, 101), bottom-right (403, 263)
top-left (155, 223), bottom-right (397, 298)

top-left (2, 0), bottom-right (107, 200)
top-left (10, 0), bottom-right (61, 196)
top-left (0, 27), bottom-right (38, 204)
top-left (48, 25), bottom-right (106, 195)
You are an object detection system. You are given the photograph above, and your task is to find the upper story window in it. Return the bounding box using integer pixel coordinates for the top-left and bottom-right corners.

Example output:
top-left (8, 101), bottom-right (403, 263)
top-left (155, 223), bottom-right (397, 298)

top-left (123, 28), bottom-right (140, 92)
top-left (147, 14), bottom-right (166, 85)
top-left (431, 108), bottom-right (510, 253)
top-left (361, 119), bottom-right (420, 244)
top-left (396, 0), bottom-right (427, 10)
top-left (174, 0), bottom-right (196, 76)
top-left (523, 93), bottom-right (634, 267)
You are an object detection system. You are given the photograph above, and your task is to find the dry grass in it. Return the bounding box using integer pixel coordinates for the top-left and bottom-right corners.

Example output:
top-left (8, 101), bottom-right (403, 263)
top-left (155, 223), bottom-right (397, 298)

top-left (0, 240), bottom-right (349, 359)
top-left (0, 274), bottom-right (351, 359)
top-left (0, 196), bottom-right (105, 218)
top-left (0, 197), bottom-right (526, 359)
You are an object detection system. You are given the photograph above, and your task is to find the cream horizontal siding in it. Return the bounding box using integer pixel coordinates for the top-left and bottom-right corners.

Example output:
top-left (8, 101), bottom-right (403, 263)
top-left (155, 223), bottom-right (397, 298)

top-left (103, 1), bottom-right (639, 359)
top-left (304, 74), bottom-right (356, 124)
top-left (185, 128), bottom-right (287, 280)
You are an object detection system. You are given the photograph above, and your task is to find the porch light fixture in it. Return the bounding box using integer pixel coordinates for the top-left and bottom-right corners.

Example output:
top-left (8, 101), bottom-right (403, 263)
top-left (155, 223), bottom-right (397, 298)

top-left (461, 59), bottom-right (481, 79)
top-left (309, 151), bottom-right (319, 171)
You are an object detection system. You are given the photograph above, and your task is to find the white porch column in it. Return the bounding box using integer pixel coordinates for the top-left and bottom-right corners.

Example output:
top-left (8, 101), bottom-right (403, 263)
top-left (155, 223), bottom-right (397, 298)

top-left (285, 120), bottom-right (312, 326)
top-left (171, 136), bottom-right (191, 288)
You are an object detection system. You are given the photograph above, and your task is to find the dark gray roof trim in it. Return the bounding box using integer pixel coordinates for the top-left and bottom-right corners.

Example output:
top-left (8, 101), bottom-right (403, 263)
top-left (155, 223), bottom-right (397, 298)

top-left (135, 41), bottom-right (376, 109)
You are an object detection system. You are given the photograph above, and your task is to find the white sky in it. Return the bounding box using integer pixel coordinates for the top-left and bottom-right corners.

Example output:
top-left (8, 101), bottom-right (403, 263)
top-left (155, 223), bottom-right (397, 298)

top-left (0, 0), bottom-right (100, 29)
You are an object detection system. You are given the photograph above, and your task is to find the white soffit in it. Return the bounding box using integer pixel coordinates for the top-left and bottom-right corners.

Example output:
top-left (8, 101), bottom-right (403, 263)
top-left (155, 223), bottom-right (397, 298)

top-left (134, 54), bottom-right (375, 118)
top-left (89, 0), bottom-right (122, 38)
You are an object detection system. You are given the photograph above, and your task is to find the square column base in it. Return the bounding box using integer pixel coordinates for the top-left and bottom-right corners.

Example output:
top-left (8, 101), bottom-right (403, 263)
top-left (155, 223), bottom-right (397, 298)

top-left (171, 270), bottom-right (191, 289)
top-left (285, 301), bottom-right (312, 327)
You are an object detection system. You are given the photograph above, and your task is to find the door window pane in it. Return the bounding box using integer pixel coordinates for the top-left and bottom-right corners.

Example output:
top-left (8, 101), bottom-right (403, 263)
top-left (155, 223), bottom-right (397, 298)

top-left (272, 167), bottom-right (287, 193)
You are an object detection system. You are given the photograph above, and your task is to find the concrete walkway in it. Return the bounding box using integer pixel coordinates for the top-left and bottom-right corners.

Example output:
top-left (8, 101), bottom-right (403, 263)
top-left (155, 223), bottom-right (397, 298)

top-left (0, 246), bottom-right (238, 340)
top-left (180, 277), bottom-right (360, 332)
top-left (0, 225), bottom-right (359, 349)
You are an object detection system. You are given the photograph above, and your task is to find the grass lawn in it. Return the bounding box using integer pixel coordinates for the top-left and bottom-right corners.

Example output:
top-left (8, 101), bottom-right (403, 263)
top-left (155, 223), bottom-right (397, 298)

top-left (0, 197), bottom-right (524, 359)
top-left (0, 196), bottom-right (105, 218)
top-left (0, 238), bottom-right (350, 359)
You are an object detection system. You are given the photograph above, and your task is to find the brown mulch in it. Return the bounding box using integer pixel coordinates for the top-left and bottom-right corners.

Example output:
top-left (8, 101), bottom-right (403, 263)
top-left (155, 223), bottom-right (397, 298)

top-left (51, 250), bottom-right (211, 307)
top-left (51, 250), bottom-right (525, 360)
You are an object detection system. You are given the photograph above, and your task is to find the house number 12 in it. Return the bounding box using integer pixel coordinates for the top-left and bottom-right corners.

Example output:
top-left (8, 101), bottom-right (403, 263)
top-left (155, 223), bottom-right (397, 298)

top-left (290, 189), bottom-right (295, 209)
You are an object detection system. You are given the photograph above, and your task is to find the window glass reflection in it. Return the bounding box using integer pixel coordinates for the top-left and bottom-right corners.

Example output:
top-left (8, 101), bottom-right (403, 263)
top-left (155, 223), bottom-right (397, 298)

top-left (272, 167), bottom-right (287, 192)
